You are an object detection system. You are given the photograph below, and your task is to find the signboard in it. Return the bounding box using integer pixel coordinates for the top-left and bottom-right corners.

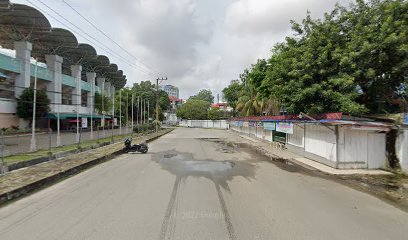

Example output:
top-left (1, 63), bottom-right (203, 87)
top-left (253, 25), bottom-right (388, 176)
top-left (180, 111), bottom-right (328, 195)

top-left (276, 122), bottom-right (293, 134)
top-left (264, 122), bottom-right (276, 131)
top-left (243, 121), bottom-right (249, 127)
top-left (81, 117), bottom-right (88, 128)
top-left (257, 122), bottom-right (263, 127)
top-left (237, 121), bottom-right (243, 127)
top-left (114, 118), bottom-right (118, 126)
top-left (249, 121), bottom-right (256, 127)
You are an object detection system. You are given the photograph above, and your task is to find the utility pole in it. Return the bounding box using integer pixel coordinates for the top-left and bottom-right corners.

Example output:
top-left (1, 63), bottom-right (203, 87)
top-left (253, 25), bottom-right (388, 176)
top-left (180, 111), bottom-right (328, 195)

top-left (30, 58), bottom-right (38, 152)
top-left (156, 77), bottom-right (167, 132)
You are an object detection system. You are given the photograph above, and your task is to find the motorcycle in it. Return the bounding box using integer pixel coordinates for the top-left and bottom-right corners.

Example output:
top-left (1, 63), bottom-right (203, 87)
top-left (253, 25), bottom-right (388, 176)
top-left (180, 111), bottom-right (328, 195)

top-left (123, 138), bottom-right (149, 153)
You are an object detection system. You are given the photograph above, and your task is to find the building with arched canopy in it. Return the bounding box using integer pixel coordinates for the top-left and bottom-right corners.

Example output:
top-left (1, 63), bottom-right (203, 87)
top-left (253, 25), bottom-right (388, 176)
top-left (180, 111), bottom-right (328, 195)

top-left (0, 1), bottom-right (127, 135)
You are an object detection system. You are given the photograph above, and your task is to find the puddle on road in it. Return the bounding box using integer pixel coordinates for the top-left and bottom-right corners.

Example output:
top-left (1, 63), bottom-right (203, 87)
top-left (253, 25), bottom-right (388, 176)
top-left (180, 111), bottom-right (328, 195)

top-left (153, 150), bottom-right (256, 192)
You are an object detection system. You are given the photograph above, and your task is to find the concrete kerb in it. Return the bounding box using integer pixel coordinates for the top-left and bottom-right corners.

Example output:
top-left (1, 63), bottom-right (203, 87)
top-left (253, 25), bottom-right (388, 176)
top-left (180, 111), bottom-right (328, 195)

top-left (0, 128), bottom-right (174, 206)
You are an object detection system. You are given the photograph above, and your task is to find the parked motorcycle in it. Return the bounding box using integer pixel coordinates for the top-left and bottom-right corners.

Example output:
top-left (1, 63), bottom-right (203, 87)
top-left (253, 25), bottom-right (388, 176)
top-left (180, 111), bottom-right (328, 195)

top-left (123, 138), bottom-right (149, 153)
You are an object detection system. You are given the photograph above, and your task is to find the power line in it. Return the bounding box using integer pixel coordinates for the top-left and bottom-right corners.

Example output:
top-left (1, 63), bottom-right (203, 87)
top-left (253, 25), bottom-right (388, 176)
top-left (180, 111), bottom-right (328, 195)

top-left (61, 0), bottom-right (164, 78)
top-left (23, 0), bottom-right (157, 78)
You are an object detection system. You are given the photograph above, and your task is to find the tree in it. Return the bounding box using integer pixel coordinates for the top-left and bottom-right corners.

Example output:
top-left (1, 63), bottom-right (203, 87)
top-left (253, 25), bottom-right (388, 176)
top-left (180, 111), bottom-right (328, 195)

top-left (208, 108), bottom-right (224, 120)
top-left (176, 99), bottom-right (211, 120)
top-left (94, 92), bottom-right (112, 113)
top-left (253, 0), bottom-right (408, 115)
top-left (222, 80), bottom-right (243, 113)
top-left (17, 87), bottom-right (50, 124)
top-left (190, 89), bottom-right (214, 103)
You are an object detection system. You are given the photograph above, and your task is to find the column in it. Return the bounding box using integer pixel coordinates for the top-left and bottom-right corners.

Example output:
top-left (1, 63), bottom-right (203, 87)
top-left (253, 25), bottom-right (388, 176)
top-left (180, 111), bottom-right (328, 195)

top-left (14, 41), bottom-right (32, 129)
top-left (45, 55), bottom-right (63, 112)
top-left (105, 81), bottom-right (111, 98)
top-left (111, 86), bottom-right (115, 116)
top-left (96, 77), bottom-right (105, 137)
top-left (14, 41), bottom-right (32, 97)
top-left (87, 72), bottom-right (96, 140)
top-left (46, 55), bottom-right (63, 146)
top-left (71, 65), bottom-right (82, 143)
top-left (86, 72), bottom-right (96, 112)
top-left (71, 65), bottom-right (82, 109)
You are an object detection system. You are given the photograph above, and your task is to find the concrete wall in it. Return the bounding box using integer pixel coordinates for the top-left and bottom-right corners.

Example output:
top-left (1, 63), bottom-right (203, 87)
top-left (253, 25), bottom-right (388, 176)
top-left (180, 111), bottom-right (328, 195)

top-left (305, 125), bottom-right (337, 163)
top-left (397, 129), bottom-right (408, 173)
top-left (179, 120), bottom-right (228, 129)
top-left (337, 126), bottom-right (386, 169)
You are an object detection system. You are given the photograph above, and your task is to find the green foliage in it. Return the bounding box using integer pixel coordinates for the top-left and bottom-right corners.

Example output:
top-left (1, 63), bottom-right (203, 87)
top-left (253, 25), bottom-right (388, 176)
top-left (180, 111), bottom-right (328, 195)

top-left (94, 92), bottom-right (112, 113)
top-left (189, 89), bottom-right (214, 103)
top-left (114, 81), bottom-right (171, 123)
top-left (223, 0), bottom-right (408, 115)
top-left (207, 108), bottom-right (224, 120)
top-left (176, 99), bottom-right (211, 120)
top-left (17, 87), bottom-right (50, 122)
top-left (222, 80), bottom-right (243, 112)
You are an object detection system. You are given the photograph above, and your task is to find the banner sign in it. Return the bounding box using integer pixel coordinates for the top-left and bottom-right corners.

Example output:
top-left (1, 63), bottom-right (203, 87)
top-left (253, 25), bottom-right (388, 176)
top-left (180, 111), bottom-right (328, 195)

top-left (249, 121), bottom-right (256, 127)
top-left (263, 122), bottom-right (276, 131)
top-left (81, 118), bottom-right (88, 128)
top-left (243, 121), bottom-right (249, 127)
top-left (403, 114), bottom-right (408, 125)
top-left (257, 122), bottom-right (263, 127)
top-left (276, 122), bottom-right (293, 134)
top-left (114, 118), bottom-right (118, 126)
top-left (237, 121), bottom-right (243, 127)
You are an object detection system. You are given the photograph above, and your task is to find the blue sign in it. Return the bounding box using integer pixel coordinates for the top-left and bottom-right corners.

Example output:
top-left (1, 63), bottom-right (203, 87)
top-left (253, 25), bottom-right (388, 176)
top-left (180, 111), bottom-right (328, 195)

top-left (403, 114), bottom-right (408, 125)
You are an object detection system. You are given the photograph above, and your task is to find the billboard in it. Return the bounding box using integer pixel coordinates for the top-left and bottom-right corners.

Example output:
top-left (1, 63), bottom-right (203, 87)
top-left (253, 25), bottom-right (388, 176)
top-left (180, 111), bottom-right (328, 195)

top-left (264, 122), bottom-right (276, 131)
top-left (276, 122), bottom-right (293, 134)
top-left (81, 118), bottom-right (88, 128)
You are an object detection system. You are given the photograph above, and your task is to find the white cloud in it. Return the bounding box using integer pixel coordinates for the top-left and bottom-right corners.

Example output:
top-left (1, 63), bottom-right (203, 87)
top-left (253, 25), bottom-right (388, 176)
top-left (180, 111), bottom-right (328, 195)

top-left (10, 0), bottom-right (354, 99)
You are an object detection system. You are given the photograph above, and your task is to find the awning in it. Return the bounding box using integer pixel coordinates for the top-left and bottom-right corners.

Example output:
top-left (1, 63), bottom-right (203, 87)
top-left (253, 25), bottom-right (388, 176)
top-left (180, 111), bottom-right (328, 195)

top-left (47, 113), bottom-right (112, 120)
top-left (0, 72), bottom-right (9, 78)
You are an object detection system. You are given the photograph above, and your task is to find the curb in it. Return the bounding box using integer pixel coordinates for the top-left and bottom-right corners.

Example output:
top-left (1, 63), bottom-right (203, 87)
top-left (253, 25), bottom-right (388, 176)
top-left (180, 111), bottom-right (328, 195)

top-left (0, 128), bottom-right (174, 206)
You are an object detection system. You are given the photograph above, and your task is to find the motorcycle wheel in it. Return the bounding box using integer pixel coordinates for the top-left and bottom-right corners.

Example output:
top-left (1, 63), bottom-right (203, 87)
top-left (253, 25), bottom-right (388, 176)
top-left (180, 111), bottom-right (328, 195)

top-left (142, 149), bottom-right (148, 154)
top-left (123, 148), bottom-right (129, 153)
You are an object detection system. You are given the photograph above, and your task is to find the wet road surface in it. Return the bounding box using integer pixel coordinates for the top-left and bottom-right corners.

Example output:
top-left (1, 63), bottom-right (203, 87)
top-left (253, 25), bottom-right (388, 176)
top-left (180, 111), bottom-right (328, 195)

top-left (0, 128), bottom-right (408, 239)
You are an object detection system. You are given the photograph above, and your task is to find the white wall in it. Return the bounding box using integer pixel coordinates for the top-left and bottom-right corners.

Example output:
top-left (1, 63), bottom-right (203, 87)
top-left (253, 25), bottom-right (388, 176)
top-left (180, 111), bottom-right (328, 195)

top-left (0, 98), bottom-right (16, 113)
top-left (287, 123), bottom-right (305, 148)
top-left (305, 125), bottom-right (337, 163)
top-left (337, 126), bottom-right (386, 169)
top-left (178, 120), bottom-right (228, 129)
top-left (397, 129), bottom-right (408, 173)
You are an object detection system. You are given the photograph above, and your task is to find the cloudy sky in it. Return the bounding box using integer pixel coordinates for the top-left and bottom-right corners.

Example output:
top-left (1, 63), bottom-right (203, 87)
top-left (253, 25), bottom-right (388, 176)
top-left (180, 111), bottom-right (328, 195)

top-left (13, 0), bottom-right (353, 100)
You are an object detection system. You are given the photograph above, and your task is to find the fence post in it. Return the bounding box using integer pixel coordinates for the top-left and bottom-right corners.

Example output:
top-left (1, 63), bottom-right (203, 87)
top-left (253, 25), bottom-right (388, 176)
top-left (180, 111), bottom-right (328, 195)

top-left (1, 130), bottom-right (6, 174)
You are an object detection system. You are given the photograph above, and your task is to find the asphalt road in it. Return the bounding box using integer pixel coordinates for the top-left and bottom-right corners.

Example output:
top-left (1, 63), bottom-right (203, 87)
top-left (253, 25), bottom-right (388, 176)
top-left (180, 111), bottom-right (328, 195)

top-left (1, 128), bottom-right (408, 240)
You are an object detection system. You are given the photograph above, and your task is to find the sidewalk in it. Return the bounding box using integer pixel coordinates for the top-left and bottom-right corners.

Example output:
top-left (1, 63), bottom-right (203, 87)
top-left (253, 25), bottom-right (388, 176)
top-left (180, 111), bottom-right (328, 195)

top-left (236, 133), bottom-right (391, 175)
top-left (0, 129), bottom-right (173, 205)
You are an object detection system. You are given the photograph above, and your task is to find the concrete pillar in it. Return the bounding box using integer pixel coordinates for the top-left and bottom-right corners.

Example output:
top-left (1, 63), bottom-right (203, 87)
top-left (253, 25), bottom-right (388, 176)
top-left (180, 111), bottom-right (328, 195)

top-left (46, 55), bottom-right (63, 146)
top-left (71, 65), bottom-right (82, 108)
top-left (45, 55), bottom-right (63, 112)
top-left (111, 86), bottom-right (115, 116)
top-left (14, 41), bottom-right (32, 97)
top-left (105, 82), bottom-right (111, 98)
top-left (86, 72), bottom-right (96, 113)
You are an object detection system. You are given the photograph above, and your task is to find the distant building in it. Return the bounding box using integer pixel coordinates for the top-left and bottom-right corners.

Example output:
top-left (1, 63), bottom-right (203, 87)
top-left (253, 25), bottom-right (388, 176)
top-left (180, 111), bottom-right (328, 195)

top-left (169, 96), bottom-right (183, 111)
top-left (161, 84), bottom-right (179, 98)
top-left (211, 103), bottom-right (233, 112)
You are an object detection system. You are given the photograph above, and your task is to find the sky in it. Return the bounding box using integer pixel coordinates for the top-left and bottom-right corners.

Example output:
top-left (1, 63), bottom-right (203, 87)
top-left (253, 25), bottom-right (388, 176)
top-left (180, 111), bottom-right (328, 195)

top-left (11, 0), bottom-right (353, 100)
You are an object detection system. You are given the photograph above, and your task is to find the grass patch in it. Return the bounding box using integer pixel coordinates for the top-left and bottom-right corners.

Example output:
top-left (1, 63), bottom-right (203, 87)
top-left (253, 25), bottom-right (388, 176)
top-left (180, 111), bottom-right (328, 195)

top-left (1, 132), bottom-right (147, 165)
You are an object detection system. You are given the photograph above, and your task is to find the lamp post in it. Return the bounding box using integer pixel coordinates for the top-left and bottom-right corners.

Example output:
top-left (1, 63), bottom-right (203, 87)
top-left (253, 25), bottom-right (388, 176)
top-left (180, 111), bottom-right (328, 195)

top-left (30, 58), bottom-right (38, 152)
top-left (156, 77), bottom-right (167, 132)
